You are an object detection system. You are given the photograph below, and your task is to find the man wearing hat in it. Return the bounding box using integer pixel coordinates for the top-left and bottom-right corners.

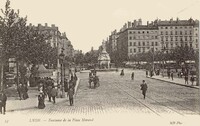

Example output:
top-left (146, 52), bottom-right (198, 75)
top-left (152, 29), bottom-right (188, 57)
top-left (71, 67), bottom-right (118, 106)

top-left (0, 90), bottom-right (7, 114)
top-left (140, 80), bottom-right (148, 99)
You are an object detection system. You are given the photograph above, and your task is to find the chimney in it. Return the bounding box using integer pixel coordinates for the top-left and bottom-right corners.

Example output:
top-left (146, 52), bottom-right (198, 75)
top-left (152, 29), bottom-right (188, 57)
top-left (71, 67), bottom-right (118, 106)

top-left (128, 21), bottom-right (132, 28)
top-left (138, 18), bottom-right (142, 25)
top-left (45, 23), bottom-right (48, 27)
top-left (147, 21), bottom-right (149, 26)
top-left (51, 24), bottom-right (55, 27)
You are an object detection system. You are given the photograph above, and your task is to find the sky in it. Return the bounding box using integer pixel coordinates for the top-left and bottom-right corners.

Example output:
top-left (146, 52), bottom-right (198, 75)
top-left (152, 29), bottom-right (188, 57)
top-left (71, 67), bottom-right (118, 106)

top-left (0, 0), bottom-right (200, 53)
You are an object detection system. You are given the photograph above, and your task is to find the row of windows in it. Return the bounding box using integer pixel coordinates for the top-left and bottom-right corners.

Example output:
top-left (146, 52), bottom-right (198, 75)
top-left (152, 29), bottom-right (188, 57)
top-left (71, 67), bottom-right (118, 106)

top-left (129, 31), bottom-right (157, 34)
top-left (160, 30), bottom-right (193, 35)
top-left (160, 26), bottom-right (193, 29)
top-left (129, 36), bottom-right (158, 40)
top-left (129, 41), bottom-right (158, 46)
top-left (162, 43), bottom-right (198, 48)
top-left (161, 36), bottom-right (198, 42)
top-left (129, 47), bottom-right (158, 53)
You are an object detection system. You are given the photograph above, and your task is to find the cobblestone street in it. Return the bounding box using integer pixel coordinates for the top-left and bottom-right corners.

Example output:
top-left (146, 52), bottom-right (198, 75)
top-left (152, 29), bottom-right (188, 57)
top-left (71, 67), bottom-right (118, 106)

top-left (7, 69), bottom-right (199, 117)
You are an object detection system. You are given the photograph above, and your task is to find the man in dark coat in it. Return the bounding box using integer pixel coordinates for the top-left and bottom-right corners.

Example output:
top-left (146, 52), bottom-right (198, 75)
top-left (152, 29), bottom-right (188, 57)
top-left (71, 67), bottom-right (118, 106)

top-left (51, 86), bottom-right (57, 104)
top-left (0, 91), bottom-right (7, 114)
top-left (131, 72), bottom-right (134, 80)
top-left (47, 85), bottom-right (52, 102)
top-left (17, 84), bottom-right (23, 100)
top-left (140, 80), bottom-right (148, 99)
top-left (67, 86), bottom-right (74, 106)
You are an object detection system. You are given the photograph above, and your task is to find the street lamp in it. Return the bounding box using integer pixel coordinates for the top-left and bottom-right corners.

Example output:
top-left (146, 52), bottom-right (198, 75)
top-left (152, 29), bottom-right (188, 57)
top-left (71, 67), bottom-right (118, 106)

top-left (59, 48), bottom-right (65, 98)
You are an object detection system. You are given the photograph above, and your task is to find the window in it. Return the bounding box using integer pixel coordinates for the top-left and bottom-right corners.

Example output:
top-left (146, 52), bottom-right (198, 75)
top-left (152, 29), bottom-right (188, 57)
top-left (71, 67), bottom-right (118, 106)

top-left (138, 42), bottom-right (141, 46)
top-left (165, 27), bottom-right (168, 29)
top-left (175, 27), bottom-right (177, 29)
top-left (171, 43), bottom-right (173, 47)
top-left (138, 48), bottom-right (141, 52)
top-left (161, 36), bottom-right (164, 41)
top-left (155, 42), bottom-right (158, 46)
top-left (185, 43), bottom-right (188, 47)
top-left (129, 37), bottom-right (132, 40)
top-left (161, 31), bottom-right (163, 35)
top-left (180, 37), bottom-right (183, 41)
top-left (147, 31), bottom-right (149, 33)
top-left (170, 36), bottom-right (173, 41)
top-left (184, 36), bottom-right (187, 41)
top-left (175, 31), bottom-right (177, 35)
top-left (129, 31), bottom-right (132, 34)
top-left (134, 48), bottom-right (136, 53)
top-left (190, 36), bottom-right (192, 41)
top-left (143, 47), bottom-right (145, 52)
top-left (185, 31), bottom-right (187, 35)
top-left (147, 41), bottom-right (149, 46)
top-left (190, 43), bottom-right (192, 48)
top-left (151, 42), bottom-right (154, 46)
top-left (166, 31), bottom-right (168, 35)
top-left (166, 43), bottom-right (168, 48)
top-left (170, 27), bottom-right (173, 29)
top-left (160, 27), bottom-right (163, 29)
top-left (166, 36), bottom-right (168, 41)
top-left (180, 31), bottom-right (182, 35)
top-left (130, 42), bottom-right (132, 46)
top-left (196, 44), bottom-right (198, 48)
top-left (130, 48), bottom-right (132, 53)
top-left (143, 42), bottom-right (145, 46)
top-left (155, 36), bottom-right (158, 39)
top-left (190, 31), bottom-right (192, 35)
top-left (175, 36), bottom-right (178, 41)
top-left (138, 31), bottom-right (140, 34)
top-left (196, 39), bottom-right (198, 42)
top-left (134, 42), bottom-right (136, 46)
top-left (143, 31), bottom-right (145, 33)
top-left (170, 31), bottom-right (173, 35)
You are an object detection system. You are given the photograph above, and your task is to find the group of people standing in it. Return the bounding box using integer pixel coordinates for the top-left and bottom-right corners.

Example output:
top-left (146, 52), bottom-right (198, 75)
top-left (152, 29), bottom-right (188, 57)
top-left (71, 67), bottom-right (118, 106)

top-left (37, 73), bottom-right (77, 109)
top-left (17, 84), bottom-right (29, 100)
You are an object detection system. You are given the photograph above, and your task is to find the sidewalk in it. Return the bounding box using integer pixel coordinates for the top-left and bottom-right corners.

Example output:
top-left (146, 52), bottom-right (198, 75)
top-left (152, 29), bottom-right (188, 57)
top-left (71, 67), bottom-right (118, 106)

top-left (6, 78), bottom-right (80, 113)
top-left (147, 75), bottom-right (199, 89)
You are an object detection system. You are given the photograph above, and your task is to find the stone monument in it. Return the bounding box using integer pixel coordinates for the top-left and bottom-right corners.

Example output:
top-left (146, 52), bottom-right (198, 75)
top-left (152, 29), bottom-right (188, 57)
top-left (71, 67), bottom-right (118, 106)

top-left (98, 41), bottom-right (111, 69)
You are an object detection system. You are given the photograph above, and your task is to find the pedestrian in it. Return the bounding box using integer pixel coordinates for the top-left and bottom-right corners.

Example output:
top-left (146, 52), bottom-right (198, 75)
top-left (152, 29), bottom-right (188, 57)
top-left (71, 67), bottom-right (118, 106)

top-left (167, 70), bottom-right (170, 79)
top-left (38, 92), bottom-right (45, 109)
top-left (146, 70), bottom-right (148, 77)
top-left (47, 84), bottom-right (52, 102)
top-left (51, 86), bottom-right (58, 104)
top-left (17, 84), bottom-right (23, 100)
top-left (131, 72), bottom-right (134, 80)
top-left (67, 86), bottom-right (74, 106)
top-left (190, 75), bottom-right (195, 86)
top-left (64, 78), bottom-right (68, 92)
top-left (171, 71), bottom-right (174, 81)
top-left (140, 80), bottom-right (148, 99)
top-left (185, 74), bottom-right (189, 85)
top-left (120, 69), bottom-right (124, 76)
top-left (0, 90), bottom-right (7, 114)
top-left (24, 84), bottom-right (29, 99)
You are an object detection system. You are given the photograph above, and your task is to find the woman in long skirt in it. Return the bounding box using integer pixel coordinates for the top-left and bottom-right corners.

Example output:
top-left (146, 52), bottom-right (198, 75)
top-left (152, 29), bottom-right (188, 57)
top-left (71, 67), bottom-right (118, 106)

top-left (38, 92), bottom-right (45, 109)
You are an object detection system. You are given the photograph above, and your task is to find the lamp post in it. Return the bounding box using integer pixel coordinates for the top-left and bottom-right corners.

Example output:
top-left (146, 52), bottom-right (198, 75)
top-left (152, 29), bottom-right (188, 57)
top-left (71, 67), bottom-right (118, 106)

top-left (161, 46), bottom-right (166, 77)
top-left (59, 48), bottom-right (65, 98)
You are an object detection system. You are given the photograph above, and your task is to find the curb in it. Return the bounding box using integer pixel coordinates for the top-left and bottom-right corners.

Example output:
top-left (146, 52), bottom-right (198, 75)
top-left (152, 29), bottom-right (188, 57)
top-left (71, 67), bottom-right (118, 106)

top-left (147, 76), bottom-right (199, 89)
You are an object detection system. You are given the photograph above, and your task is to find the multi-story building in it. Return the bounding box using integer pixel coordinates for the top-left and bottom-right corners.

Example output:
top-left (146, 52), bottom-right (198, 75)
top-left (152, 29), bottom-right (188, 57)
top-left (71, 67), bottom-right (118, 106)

top-left (114, 18), bottom-right (199, 61)
top-left (155, 18), bottom-right (199, 52)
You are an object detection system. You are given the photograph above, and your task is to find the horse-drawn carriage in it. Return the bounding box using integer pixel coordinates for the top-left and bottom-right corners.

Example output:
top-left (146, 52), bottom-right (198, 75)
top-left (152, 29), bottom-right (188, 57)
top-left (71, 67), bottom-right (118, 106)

top-left (89, 71), bottom-right (99, 89)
